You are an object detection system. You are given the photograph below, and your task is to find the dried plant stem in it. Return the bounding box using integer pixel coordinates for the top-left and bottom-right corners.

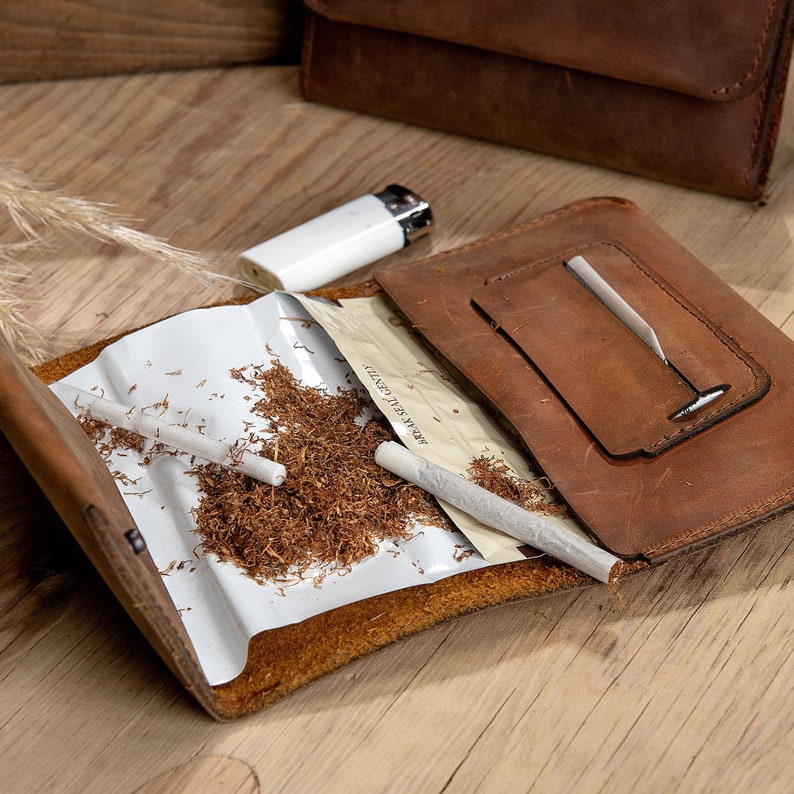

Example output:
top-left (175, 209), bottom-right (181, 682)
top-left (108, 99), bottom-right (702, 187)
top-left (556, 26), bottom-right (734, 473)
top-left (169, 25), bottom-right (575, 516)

top-left (0, 164), bottom-right (224, 285)
top-left (0, 163), bottom-right (234, 362)
top-left (0, 273), bottom-right (48, 362)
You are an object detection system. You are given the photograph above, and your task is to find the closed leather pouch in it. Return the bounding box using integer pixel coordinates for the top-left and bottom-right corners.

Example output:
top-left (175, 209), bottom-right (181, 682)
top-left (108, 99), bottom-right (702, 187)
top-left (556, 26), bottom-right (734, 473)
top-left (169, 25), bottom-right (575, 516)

top-left (376, 198), bottom-right (794, 560)
top-left (301, 0), bottom-right (794, 200)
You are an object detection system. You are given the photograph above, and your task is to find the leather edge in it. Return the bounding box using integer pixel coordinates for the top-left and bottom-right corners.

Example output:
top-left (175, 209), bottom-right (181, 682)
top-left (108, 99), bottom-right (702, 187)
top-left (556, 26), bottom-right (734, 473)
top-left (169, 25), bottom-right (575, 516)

top-left (0, 333), bottom-right (227, 719)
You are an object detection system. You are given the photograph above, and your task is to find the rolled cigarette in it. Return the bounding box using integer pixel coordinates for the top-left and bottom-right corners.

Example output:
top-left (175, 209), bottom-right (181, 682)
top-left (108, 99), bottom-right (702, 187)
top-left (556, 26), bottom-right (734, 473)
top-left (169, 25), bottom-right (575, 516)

top-left (55, 383), bottom-right (286, 486)
top-left (374, 441), bottom-right (621, 583)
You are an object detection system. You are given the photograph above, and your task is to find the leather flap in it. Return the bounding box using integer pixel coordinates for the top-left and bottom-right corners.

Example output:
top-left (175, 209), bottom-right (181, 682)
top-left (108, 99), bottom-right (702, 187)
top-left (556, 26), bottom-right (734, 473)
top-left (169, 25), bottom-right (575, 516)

top-left (472, 241), bottom-right (769, 458)
top-left (375, 198), bottom-right (794, 559)
top-left (305, 0), bottom-right (792, 102)
top-left (0, 333), bottom-right (223, 718)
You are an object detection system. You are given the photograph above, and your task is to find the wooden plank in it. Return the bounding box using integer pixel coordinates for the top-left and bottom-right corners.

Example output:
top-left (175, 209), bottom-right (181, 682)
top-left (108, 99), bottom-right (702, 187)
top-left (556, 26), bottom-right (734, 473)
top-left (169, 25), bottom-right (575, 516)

top-left (0, 64), bottom-right (792, 793)
top-left (0, 1), bottom-right (302, 83)
top-left (137, 756), bottom-right (259, 793)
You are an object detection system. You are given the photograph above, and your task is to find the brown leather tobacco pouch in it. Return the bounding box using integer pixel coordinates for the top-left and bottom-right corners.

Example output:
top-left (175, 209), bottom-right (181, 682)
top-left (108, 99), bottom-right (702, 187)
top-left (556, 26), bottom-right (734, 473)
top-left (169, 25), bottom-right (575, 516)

top-left (375, 197), bottom-right (794, 561)
top-left (300, 0), bottom-right (794, 200)
top-left (3, 199), bottom-right (793, 720)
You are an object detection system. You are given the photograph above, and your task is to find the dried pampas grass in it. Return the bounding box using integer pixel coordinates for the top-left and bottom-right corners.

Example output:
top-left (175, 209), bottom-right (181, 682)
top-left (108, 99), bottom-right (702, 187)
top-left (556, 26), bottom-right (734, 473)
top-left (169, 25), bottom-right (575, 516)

top-left (0, 261), bottom-right (44, 363)
top-left (0, 163), bottom-right (231, 363)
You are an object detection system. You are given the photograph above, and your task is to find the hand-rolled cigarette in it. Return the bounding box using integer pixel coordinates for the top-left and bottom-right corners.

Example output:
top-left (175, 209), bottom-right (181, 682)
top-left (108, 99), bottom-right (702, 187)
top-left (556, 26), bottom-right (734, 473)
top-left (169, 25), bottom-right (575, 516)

top-left (55, 383), bottom-right (286, 486)
top-left (374, 441), bottom-right (622, 583)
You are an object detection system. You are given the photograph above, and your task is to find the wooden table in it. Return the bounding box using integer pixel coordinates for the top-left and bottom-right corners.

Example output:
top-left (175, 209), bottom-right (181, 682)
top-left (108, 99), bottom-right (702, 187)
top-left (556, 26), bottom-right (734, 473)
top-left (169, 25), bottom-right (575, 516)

top-left (1, 65), bottom-right (793, 793)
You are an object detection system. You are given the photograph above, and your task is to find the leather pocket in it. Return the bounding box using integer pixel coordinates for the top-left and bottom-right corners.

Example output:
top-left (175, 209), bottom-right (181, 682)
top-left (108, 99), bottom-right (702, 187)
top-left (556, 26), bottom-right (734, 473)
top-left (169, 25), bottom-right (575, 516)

top-left (472, 240), bottom-right (769, 458)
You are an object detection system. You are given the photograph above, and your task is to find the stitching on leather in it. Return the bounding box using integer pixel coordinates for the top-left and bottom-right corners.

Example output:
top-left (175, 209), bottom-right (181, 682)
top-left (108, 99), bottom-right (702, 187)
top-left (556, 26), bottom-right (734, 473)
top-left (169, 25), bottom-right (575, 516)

top-left (305, 0), bottom-right (782, 99)
top-left (743, 2), bottom-right (794, 195)
top-left (388, 201), bottom-right (787, 559)
top-left (744, 72), bottom-right (769, 196)
top-left (617, 241), bottom-right (764, 445)
top-left (742, 9), bottom-right (784, 195)
top-left (647, 486), bottom-right (794, 555)
top-left (711, 0), bottom-right (780, 96)
top-left (483, 239), bottom-right (765, 449)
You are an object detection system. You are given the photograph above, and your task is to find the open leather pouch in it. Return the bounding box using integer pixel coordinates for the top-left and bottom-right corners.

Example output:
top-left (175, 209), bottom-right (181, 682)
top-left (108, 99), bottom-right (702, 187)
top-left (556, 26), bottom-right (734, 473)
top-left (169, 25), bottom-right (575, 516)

top-left (301, 0), bottom-right (794, 199)
top-left (0, 284), bottom-right (592, 721)
top-left (2, 198), bottom-right (792, 720)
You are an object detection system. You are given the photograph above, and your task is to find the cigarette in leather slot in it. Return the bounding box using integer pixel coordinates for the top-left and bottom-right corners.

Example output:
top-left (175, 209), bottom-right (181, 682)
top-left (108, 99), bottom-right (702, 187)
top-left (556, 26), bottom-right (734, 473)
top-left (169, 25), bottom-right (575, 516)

top-left (53, 383), bottom-right (286, 486)
top-left (374, 441), bottom-right (622, 583)
top-left (565, 254), bottom-right (668, 361)
top-left (564, 255), bottom-right (728, 419)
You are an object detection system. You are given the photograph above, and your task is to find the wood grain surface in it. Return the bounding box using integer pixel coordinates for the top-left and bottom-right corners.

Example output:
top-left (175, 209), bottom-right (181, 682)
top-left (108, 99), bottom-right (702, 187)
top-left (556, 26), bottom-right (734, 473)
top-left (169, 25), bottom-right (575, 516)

top-left (0, 63), bottom-right (793, 793)
top-left (0, 1), bottom-right (302, 83)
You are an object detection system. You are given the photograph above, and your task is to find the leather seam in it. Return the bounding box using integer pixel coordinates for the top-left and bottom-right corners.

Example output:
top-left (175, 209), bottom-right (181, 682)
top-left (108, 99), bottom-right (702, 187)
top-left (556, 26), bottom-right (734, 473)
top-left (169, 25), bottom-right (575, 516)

top-left (743, 10), bottom-right (783, 196)
top-left (306, 0), bottom-right (783, 101)
top-left (647, 486), bottom-right (794, 556)
top-left (743, 0), bottom-right (793, 196)
top-left (618, 241), bottom-right (763, 446)
top-left (745, 72), bottom-right (770, 196)
top-left (711, 0), bottom-right (781, 96)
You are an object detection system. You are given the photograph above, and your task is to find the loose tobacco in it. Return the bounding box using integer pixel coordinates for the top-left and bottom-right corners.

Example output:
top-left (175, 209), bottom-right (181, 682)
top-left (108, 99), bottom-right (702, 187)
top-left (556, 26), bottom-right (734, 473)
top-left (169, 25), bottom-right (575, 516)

top-left (77, 360), bottom-right (561, 587)
top-left (190, 361), bottom-right (445, 583)
top-left (467, 455), bottom-right (566, 517)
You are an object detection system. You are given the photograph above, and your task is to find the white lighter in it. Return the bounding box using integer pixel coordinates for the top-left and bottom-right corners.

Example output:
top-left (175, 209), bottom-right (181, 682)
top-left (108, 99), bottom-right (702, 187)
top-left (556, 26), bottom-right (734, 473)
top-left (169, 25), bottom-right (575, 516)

top-left (237, 184), bottom-right (433, 293)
